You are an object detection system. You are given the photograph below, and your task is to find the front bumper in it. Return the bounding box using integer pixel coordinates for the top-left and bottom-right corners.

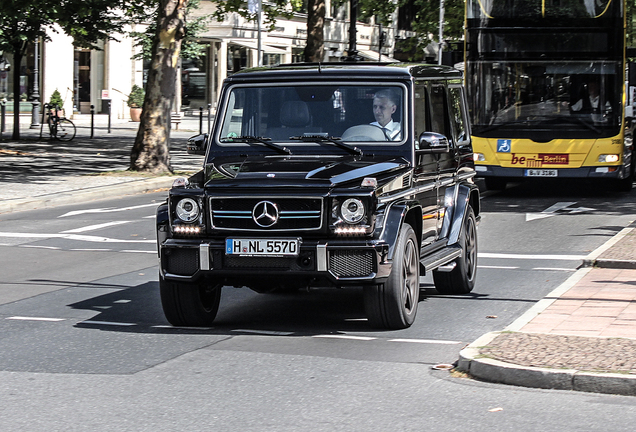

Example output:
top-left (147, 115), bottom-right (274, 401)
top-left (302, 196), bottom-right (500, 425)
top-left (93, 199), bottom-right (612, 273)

top-left (159, 238), bottom-right (392, 288)
top-left (475, 164), bottom-right (628, 179)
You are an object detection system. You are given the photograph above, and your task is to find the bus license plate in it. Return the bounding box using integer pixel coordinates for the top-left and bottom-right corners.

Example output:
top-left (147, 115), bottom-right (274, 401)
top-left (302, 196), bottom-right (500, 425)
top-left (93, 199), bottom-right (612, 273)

top-left (226, 238), bottom-right (299, 257)
top-left (525, 169), bottom-right (557, 177)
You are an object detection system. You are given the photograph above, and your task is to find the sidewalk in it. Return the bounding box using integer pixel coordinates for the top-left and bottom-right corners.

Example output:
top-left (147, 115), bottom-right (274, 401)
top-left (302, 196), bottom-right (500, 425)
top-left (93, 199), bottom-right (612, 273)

top-left (3, 117), bottom-right (636, 396)
top-left (459, 226), bottom-right (636, 396)
top-left (0, 113), bottom-right (205, 213)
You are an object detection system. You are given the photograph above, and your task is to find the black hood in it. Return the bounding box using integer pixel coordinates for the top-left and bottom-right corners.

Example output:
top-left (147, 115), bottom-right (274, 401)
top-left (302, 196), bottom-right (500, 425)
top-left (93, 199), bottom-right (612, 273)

top-left (205, 155), bottom-right (410, 188)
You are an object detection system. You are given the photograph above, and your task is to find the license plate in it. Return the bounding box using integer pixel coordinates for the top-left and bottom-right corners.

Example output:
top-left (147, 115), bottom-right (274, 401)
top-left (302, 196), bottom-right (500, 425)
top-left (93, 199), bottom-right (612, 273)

top-left (225, 238), bottom-right (299, 257)
top-left (525, 169), bottom-right (558, 177)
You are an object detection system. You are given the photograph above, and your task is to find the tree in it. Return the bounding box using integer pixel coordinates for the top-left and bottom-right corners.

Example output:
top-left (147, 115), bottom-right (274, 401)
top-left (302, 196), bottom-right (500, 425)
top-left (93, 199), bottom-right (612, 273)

top-left (0, 0), bottom-right (142, 140)
top-left (130, 0), bottom-right (189, 173)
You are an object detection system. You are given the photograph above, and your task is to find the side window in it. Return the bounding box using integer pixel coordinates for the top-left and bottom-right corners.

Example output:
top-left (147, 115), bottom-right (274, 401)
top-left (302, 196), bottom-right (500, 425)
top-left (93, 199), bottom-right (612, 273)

top-left (449, 86), bottom-right (469, 145)
top-left (429, 85), bottom-right (449, 137)
top-left (414, 84), bottom-right (428, 149)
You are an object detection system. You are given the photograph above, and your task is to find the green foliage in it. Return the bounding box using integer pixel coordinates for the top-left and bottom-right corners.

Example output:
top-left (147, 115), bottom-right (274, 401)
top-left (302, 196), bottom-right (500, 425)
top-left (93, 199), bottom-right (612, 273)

top-left (127, 84), bottom-right (145, 108)
top-left (130, 0), bottom-right (207, 61)
top-left (208, 0), bottom-right (294, 31)
top-left (48, 88), bottom-right (63, 107)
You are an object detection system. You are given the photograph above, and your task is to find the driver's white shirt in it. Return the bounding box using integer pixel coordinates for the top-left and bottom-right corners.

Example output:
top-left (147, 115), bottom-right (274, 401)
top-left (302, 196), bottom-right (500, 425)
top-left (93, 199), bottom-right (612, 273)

top-left (370, 119), bottom-right (401, 141)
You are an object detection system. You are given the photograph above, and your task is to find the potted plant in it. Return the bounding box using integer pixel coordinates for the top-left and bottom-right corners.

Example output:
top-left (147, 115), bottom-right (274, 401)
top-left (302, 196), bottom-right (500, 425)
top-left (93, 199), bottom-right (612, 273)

top-left (127, 84), bottom-right (145, 122)
top-left (48, 89), bottom-right (64, 115)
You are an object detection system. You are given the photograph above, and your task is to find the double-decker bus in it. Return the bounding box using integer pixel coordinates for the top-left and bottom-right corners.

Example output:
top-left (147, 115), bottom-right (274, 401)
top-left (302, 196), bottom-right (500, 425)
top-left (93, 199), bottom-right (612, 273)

top-left (465, 0), bottom-right (634, 190)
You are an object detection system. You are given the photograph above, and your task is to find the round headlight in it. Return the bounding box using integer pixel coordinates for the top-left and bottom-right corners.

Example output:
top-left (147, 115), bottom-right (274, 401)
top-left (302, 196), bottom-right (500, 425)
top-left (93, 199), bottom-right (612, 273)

top-left (341, 198), bottom-right (365, 224)
top-left (175, 198), bottom-right (200, 222)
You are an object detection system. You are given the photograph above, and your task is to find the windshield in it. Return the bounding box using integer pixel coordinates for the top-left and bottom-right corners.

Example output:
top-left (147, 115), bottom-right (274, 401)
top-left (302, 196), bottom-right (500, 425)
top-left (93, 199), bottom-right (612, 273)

top-left (467, 0), bottom-right (618, 20)
top-left (467, 61), bottom-right (621, 139)
top-left (217, 83), bottom-right (406, 146)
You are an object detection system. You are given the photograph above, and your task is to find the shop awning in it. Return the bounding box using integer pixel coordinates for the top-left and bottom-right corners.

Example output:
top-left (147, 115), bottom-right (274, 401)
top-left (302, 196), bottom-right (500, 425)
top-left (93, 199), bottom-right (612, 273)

top-left (357, 49), bottom-right (397, 63)
top-left (229, 39), bottom-right (288, 54)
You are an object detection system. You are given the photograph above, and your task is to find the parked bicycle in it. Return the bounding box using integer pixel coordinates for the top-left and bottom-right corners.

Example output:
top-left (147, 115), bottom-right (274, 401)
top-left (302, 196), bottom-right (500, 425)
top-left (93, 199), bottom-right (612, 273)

top-left (45, 104), bottom-right (76, 141)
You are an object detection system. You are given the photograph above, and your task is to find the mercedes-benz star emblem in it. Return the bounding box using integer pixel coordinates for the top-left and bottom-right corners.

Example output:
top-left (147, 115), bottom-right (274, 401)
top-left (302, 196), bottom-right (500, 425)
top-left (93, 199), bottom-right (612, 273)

top-left (252, 201), bottom-right (279, 227)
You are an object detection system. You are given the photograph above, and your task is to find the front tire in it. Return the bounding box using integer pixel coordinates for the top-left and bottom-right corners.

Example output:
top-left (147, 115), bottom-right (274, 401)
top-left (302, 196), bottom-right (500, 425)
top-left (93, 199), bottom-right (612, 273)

top-left (364, 223), bottom-right (420, 329)
top-left (55, 119), bottom-right (76, 141)
top-left (433, 206), bottom-right (478, 294)
top-left (160, 276), bottom-right (222, 326)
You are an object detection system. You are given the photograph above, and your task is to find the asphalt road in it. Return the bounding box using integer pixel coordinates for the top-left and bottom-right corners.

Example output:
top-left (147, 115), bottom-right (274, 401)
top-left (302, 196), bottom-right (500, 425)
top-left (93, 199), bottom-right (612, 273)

top-left (1, 179), bottom-right (636, 430)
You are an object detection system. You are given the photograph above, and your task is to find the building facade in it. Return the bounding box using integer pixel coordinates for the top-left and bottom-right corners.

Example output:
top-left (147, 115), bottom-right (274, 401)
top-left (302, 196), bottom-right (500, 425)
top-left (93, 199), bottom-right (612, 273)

top-left (1, 1), bottom-right (396, 121)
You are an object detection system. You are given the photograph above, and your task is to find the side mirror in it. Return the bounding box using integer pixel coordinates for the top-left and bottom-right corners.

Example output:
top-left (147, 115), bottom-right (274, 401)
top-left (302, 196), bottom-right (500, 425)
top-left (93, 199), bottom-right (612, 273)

top-left (418, 132), bottom-right (450, 153)
top-left (187, 133), bottom-right (207, 155)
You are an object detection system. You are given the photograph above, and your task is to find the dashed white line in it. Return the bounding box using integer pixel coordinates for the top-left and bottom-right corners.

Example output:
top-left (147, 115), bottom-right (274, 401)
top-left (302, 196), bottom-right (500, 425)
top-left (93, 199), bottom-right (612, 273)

top-left (388, 338), bottom-right (461, 345)
top-left (313, 334), bottom-right (377, 341)
top-left (60, 221), bottom-right (133, 233)
top-left (81, 320), bottom-right (136, 327)
top-left (233, 329), bottom-right (295, 336)
top-left (7, 316), bottom-right (65, 322)
top-left (479, 252), bottom-right (586, 260)
top-left (532, 267), bottom-right (576, 272)
top-left (121, 250), bottom-right (156, 254)
top-left (478, 265), bottom-right (519, 270)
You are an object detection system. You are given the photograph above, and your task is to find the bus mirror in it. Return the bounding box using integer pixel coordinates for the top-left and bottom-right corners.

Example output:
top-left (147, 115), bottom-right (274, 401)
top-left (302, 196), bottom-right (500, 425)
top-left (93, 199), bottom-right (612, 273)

top-left (625, 105), bottom-right (634, 120)
top-left (418, 132), bottom-right (450, 153)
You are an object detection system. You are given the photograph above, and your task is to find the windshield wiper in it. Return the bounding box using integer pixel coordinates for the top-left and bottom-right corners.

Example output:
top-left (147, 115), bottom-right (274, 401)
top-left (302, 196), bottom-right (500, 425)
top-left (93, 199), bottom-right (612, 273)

top-left (220, 135), bottom-right (292, 155)
top-left (290, 133), bottom-right (363, 156)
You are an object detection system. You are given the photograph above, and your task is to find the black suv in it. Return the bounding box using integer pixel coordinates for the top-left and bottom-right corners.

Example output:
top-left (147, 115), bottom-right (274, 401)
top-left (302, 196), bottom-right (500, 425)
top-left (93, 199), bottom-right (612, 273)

top-left (157, 63), bottom-right (480, 329)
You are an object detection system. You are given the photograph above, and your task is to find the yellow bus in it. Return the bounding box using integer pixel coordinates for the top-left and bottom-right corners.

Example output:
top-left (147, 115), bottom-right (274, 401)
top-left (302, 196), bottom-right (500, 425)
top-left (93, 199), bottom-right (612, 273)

top-left (465, 0), bottom-right (634, 191)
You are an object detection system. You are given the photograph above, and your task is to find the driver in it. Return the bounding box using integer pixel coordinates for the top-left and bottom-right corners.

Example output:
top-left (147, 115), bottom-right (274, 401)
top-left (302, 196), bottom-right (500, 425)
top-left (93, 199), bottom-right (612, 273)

top-left (370, 89), bottom-right (401, 141)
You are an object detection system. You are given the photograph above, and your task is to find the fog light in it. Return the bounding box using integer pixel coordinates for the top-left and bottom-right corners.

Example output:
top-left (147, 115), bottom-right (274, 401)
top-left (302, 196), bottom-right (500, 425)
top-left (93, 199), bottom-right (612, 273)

top-left (335, 226), bottom-right (367, 236)
top-left (174, 224), bottom-right (202, 235)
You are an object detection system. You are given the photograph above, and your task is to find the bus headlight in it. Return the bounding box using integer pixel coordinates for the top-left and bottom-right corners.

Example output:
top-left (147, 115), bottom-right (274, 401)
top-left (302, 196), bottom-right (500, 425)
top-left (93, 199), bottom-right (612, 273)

top-left (175, 198), bottom-right (200, 222)
top-left (598, 154), bottom-right (620, 163)
top-left (473, 153), bottom-right (485, 162)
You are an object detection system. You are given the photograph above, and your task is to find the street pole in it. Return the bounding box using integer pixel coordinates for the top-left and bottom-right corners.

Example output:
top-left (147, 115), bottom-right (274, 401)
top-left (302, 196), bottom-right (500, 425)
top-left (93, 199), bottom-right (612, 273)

top-left (30, 38), bottom-right (41, 129)
top-left (346, 0), bottom-right (359, 61)
top-left (438, 0), bottom-right (445, 65)
top-left (257, 0), bottom-right (263, 67)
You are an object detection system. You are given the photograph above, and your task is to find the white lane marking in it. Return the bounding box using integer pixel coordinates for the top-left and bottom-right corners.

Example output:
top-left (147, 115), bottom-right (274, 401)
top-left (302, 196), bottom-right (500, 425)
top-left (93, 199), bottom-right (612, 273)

top-left (0, 232), bottom-right (154, 244)
top-left (532, 267), bottom-right (576, 272)
top-left (479, 252), bottom-right (586, 261)
top-left (60, 221), bottom-right (133, 233)
top-left (152, 325), bottom-right (214, 330)
top-left (526, 201), bottom-right (597, 221)
top-left (59, 203), bottom-right (159, 218)
top-left (478, 265), bottom-right (519, 270)
top-left (233, 329), bottom-right (295, 336)
top-left (121, 250), bottom-right (156, 254)
top-left (388, 338), bottom-right (461, 345)
top-left (7, 316), bottom-right (65, 322)
top-left (81, 320), bottom-right (136, 326)
top-left (20, 245), bottom-right (61, 250)
top-left (70, 249), bottom-right (112, 252)
top-left (313, 334), bottom-right (377, 341)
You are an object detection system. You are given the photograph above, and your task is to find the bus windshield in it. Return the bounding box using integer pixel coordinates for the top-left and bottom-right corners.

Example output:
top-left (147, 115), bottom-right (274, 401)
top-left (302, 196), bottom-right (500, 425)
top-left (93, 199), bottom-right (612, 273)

top-left (469, 61), bottom-right (621, 139)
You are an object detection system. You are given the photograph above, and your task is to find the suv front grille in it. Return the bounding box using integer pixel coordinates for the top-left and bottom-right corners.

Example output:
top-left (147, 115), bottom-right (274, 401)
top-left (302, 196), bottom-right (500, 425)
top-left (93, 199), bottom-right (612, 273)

top-left (210, 197), bottom-right (323, 231)
top-left (329, 250), bottom-right (374, 278)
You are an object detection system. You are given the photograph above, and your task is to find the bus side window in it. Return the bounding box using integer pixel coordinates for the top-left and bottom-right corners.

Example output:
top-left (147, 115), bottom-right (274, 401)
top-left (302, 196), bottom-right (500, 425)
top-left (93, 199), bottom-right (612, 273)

top-left (430, 85), bottom-right (449, 138)
top-left (414, 84), bottom-right (428, 149)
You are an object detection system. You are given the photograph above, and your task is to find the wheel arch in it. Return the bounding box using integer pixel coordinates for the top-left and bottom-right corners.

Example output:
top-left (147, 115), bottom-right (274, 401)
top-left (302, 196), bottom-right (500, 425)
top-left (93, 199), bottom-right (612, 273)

top-left (380, 201), bottom-right (422, 261)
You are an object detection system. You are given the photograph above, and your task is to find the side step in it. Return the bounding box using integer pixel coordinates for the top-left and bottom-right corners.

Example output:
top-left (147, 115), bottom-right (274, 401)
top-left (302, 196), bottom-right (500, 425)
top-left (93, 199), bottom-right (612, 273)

top-left (420, 245), bottom-right (462, 275)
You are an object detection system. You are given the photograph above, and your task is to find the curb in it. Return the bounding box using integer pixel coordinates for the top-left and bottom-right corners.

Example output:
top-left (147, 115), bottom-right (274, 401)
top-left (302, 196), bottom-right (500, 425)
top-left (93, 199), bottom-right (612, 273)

top-left (457, 227), bottom-right (636, 396)
top-left (0, 177), bottom-right (177, 214)
top-left (458, 332), bottom-right (636, 396)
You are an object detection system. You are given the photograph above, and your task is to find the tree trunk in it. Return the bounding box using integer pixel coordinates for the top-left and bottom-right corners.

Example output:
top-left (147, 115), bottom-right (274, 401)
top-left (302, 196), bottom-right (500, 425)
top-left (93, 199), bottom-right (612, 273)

top-left (304, 0), bottom-right (325, 62)
top-left (130, 0), bottom-right (188, 173)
